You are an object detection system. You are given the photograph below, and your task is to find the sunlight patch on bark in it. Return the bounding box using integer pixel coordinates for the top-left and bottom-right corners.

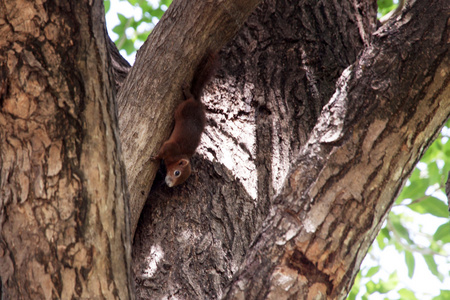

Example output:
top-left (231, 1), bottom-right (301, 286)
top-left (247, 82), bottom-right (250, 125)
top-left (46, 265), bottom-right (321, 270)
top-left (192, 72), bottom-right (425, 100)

top-left (143, 244), bottom-right (164, 278)
top-left (318, 67), bottom-right (352, 144)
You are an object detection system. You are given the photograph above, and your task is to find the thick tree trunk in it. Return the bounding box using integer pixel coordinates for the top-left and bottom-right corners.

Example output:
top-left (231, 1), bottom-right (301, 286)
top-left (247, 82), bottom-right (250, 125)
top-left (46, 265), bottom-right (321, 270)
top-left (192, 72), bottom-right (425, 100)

top-left (131, 0), bottom-right (449, 299)
top-left (0, 1), bottom-right (133, 299)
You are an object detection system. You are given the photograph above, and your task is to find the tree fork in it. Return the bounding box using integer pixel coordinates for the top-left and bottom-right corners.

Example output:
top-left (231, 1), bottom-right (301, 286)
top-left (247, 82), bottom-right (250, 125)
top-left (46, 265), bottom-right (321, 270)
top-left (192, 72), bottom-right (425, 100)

top-left (116, 0), bottom-right (263, 236)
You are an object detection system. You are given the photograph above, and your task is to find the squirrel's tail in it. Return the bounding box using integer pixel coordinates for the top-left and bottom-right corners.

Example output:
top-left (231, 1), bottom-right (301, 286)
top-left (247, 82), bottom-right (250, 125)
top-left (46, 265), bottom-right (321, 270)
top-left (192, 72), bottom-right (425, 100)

top-left (190, 51), bottom-right (219, 100)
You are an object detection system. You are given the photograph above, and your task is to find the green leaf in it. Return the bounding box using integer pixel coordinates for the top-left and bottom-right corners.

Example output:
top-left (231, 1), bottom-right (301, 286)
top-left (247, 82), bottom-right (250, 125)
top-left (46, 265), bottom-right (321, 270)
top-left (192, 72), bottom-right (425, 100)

top-left (104, 0), bottom-right (111, 13)
top-left (161, 0), bottom-right (173, 7)
top-left (365, 273), bottom-right (399, 295)
top-left (107, 0), bottom-right (172, 56)
top-left (391, 216), bottom-right (413, 244)
top-left (433, 222), bottom-right (450, 243)
top-left (421, 142), bottom-right (439, 164)
top-left (408, 197), bottom-right (448, 218)
top-left (429, 239), bottom-right (444, 254)
top-left (130, 18), bottom-right (140, 30)
top-left (376, 227), bottom-right (391, 250)
top-left (347, 291), bottom-right (356, 300)
top-left (377, 0), bottom-right (394, 9)
top-left (122, 39), bottom-right (136, 55)
top-left (117, 13), bottom-right (128, 23)
top-left (433, 290), bottom-right (450, 300)
top-left (444, 142), bottom-right (450, 165)
top-left (397, 169), bottom-right (429, 202)
top-left (423, 255), bottom-right (443, 281)
top-left (378, 272), bottom-right (399, 293)
top-left (137, 31), bottom-right (150, 42)
top-left (112, 22), bottom-right (126, 35)
top-left (404, 251), bottom-right (415, 278)
top-left (365, 280), bottom-right (377, 294)
top-left (427, 162), bottom-right (442, 185)
top-left (398, 288), bottom-right (418, 300)
top-left (377, 0), bottom-right (398, 16)
top-left (365, 266), bottom-right (380, 277)
top-left (376, 234), bottom-right (386, 250)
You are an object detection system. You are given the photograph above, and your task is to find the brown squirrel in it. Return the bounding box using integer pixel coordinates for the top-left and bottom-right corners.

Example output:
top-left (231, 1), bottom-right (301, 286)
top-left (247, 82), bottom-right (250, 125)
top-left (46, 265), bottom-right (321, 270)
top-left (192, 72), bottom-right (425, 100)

top-left (152, 52), bottom-right (218, 187)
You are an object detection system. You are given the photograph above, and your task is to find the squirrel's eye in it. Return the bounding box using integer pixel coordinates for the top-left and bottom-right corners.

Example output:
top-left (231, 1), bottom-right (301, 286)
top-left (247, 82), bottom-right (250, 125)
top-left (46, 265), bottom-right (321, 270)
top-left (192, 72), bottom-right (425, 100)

top-left (174, 170), bottom-right (181, 177)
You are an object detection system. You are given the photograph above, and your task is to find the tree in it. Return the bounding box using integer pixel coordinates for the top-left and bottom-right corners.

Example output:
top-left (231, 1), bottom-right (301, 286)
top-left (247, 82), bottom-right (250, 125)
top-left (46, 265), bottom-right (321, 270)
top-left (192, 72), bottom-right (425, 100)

top-left (1, 0), bottom-right (449, 300)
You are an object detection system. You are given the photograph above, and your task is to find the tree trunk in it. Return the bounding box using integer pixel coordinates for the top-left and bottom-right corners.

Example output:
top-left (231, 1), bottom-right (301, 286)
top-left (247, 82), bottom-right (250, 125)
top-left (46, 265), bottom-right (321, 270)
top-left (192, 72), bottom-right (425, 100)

top-left (0, 1), bottom-right (133, 299)
top-left (131, 0), bottom-right (449, 299)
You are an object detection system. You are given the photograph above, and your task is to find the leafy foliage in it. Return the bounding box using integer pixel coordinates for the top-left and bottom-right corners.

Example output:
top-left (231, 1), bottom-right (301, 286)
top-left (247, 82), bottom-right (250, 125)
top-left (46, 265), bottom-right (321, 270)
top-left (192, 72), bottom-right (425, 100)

top-left (108, 0), bottom-right (172, 55)
top-left (377, 0), bottom-right (399, 16)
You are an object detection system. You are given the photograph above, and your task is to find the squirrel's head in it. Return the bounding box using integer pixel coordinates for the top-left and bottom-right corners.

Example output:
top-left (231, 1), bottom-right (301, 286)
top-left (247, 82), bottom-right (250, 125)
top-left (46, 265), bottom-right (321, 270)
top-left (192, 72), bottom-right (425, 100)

top-left (165, 158), bottom-right (191, 187)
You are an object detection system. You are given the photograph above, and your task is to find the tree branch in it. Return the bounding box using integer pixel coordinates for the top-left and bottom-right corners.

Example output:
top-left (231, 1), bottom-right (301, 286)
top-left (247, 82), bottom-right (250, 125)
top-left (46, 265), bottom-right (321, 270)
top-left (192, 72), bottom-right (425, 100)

top-left (223, 0), bottom-right (450, 298)
top-left (116, 0), bottom-right (263, 236)
top-left (107, 35), bottom-right (131, 91)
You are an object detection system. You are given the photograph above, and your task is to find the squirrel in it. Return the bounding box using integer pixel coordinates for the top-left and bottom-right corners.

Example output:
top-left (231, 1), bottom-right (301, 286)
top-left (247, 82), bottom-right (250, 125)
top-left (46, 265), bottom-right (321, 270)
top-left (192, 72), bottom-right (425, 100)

top-left (151, 52), bottom-right (218, 187)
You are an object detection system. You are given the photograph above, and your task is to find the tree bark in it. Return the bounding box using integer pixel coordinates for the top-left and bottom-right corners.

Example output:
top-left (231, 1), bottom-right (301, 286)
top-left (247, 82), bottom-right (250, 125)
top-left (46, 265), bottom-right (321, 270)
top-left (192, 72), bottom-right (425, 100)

top-left (131, 0), bottom-right (449, 299)
top-left (1, 0), bottom-right (448, 299)
top-left (223, 0), bottom-right (450, 299)
top-left (132, 0), bottom-right (377, 298)
top-left (0, 1), bottom-right (133, 299)
top-left (116, 0), bottom-right (263, 236)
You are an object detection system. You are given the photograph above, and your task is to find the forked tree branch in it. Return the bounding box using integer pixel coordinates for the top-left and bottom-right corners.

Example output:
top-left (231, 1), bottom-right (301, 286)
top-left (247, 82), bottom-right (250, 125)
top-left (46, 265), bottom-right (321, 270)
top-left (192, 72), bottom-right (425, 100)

top-left (116, 0), bottom-right (262, 236)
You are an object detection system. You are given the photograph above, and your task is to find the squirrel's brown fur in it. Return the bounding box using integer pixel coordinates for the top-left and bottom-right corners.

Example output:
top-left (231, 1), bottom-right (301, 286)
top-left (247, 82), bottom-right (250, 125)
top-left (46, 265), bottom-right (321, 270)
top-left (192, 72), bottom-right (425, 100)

top-left (152, 52), bottom-right (218, 187)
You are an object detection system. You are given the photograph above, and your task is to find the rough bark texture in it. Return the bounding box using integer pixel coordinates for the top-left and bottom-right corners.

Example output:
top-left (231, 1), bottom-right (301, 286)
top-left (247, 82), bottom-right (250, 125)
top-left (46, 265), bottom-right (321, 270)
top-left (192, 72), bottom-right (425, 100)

top-left (0, 0), bottom-right (448, 299)
top-left (0, 1), bottom-right (133, 299)
top-left (108, 35), bottom-right (131, 91)
top-left (131, 0), bottom-right (449, 299)
top-left (132, 0), bottom-right (376, 298)
top-left (223, 1), bottom-right (450, 299)
top-left (116, 0), bottom-right (263, 236)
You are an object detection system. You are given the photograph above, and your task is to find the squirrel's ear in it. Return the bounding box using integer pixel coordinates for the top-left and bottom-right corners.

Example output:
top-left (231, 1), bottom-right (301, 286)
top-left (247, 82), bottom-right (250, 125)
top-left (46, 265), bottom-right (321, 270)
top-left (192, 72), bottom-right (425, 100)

top-left (178, 159), bottom-right (189, 166)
